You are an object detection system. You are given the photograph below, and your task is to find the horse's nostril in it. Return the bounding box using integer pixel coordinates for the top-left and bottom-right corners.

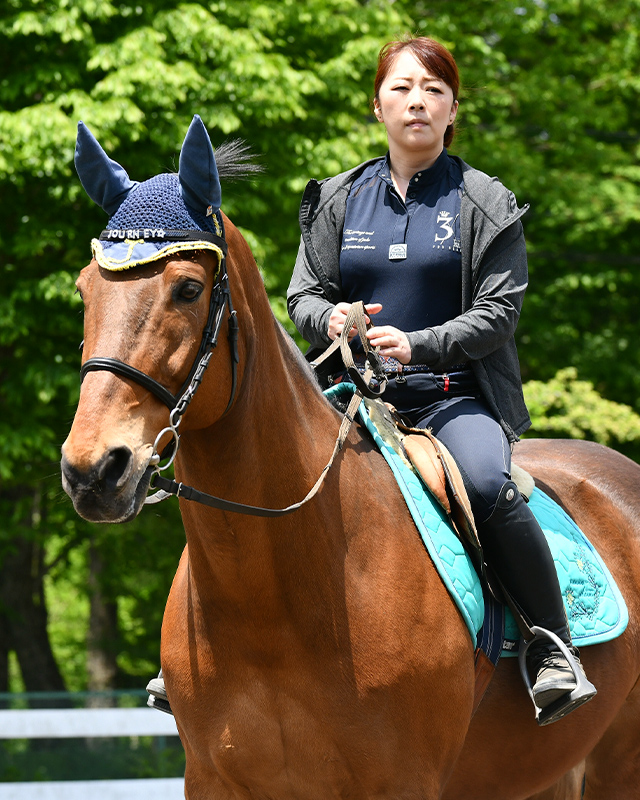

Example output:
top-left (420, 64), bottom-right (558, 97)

top-left (98, 447), bottom-right (134, 493)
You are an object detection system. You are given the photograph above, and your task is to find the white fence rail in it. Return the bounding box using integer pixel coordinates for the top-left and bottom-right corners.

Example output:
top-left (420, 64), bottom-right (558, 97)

top-left (0, 777), bottom-right (185, 800)
top-left (0, 706), bottom-right (184, 799)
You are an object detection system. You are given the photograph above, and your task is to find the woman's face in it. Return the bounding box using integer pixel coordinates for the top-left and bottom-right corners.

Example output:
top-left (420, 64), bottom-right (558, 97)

top-left (374, 49), bottom-right (458, 162)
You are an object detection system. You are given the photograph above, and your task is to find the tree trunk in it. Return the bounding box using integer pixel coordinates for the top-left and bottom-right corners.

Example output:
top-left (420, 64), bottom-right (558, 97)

top-left (0, 486), bottom-right (66, 696)
top-left (0, 607), bottom-right (10, 704)
top-left (0, 518), bottom-right (67, 694)
top-left (86, 538), bottom-right (119, 705)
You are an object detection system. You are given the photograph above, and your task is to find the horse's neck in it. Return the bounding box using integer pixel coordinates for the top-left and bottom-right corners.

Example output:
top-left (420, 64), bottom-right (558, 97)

top-left (209, 321), bottom-right (338, 481)
top-left (174, 315), bottom-right (345, 597)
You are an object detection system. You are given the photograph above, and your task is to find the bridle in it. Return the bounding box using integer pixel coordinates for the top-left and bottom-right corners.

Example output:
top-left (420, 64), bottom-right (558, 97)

top-left (80, 230), bottom-right (383, 516)
top-left (80, 229), bottom-right (238, 477)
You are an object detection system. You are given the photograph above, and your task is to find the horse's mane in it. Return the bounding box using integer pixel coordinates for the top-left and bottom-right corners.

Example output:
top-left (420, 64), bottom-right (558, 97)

top-left (211, 144), bottom-right (331, 401)
top-left (276, 322), bottom-right (320, 385)
top-left (214, 139), bottom-right (263, 181)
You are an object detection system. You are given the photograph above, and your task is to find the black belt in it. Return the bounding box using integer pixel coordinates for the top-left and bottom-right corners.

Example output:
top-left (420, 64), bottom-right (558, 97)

top-left (352, 353), bottom-right (469, 376)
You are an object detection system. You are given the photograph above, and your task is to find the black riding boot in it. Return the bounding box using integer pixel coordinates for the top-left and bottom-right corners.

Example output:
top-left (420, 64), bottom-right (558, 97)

top-left (478, 481), bottom-right (596, 721)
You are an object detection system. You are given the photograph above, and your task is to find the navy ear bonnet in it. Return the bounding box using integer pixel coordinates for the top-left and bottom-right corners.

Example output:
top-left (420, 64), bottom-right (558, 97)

top-left (75, 115), bottom-right (224, 271)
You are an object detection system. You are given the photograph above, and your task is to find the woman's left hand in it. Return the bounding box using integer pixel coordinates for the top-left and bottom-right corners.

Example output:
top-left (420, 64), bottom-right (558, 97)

top-left (366, 325), bottom-right (412, 364)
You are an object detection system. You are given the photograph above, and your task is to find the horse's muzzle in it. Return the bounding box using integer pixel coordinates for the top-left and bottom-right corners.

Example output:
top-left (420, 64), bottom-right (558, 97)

top-left (61, 446), bottom-right (152, 523)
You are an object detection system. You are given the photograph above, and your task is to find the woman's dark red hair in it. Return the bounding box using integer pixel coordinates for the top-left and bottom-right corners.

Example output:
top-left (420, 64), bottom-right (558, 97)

top-left (374, 37), bottom-right (460, 148)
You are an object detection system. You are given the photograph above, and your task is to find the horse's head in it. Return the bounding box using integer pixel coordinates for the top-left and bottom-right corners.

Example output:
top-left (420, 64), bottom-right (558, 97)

top-left (62, 117), bottom-right (246, 523)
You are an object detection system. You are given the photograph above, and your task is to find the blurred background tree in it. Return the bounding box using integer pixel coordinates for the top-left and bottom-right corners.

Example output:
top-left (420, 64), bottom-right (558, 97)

top-left (0, 0), bottom-right (639, 693)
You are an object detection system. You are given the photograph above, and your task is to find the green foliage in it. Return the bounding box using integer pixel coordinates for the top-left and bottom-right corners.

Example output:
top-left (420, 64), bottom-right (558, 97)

top-left (44, 534), bottom-right (91, 690)
top-left (524, 368), bottom-right (640, 461)
top-left (0, 0), bottom-right (411, 690)
top-left (403, 0), bottom-right (640, 407)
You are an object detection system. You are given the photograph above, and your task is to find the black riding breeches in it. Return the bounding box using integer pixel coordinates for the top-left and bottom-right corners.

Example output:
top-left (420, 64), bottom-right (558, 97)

top-left (381, 370), bottom-right (511, 523)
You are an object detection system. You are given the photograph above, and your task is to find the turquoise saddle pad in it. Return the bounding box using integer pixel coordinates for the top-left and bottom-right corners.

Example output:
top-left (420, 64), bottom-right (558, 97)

top-left (325, 385), bottom-right (628, 653)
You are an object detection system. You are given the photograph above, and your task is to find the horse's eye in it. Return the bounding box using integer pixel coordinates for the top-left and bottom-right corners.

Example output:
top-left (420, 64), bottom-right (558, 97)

top-left (176, 281), bottom-right (204, 303)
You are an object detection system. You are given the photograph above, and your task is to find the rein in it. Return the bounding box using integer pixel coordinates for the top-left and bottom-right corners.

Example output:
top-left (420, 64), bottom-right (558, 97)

top-left (310, 302), bottom-right (388, 398)
top-left (148, 386), bottom-right (364, 516)
top-left (147, 301), bottom-right (383, 516)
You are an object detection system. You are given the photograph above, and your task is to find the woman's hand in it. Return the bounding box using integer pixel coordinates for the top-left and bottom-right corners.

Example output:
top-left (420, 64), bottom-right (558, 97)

top-left (366, 325), bottom-right (412, 364)
top-left (327, 302), bottom-right (382, 341)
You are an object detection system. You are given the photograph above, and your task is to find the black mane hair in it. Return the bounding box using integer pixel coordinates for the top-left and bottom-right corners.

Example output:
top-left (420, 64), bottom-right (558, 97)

top-left (214, 139), bottom-right (263, 181)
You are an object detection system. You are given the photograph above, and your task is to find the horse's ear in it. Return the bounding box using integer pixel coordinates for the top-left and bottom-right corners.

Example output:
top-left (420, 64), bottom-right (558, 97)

top-left (74, 122), bottom-right (138, 216)
top-left (178, 115), bottom-right (221, 215)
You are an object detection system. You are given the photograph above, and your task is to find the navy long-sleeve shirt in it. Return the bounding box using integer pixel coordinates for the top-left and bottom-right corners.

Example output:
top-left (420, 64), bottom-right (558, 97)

top-left (340, 150), bottom-right (464, 333)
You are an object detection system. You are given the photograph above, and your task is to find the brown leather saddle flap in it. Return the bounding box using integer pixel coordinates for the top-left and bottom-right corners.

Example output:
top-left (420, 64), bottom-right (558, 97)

top-left (362, 398), bottom-right (483, 572)
top-left (395, 419), bottom-right (483, 568)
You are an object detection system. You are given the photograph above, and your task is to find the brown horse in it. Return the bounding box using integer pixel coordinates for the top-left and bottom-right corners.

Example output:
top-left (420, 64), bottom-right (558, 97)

top-left (62, 122), bottom-right (640, 799)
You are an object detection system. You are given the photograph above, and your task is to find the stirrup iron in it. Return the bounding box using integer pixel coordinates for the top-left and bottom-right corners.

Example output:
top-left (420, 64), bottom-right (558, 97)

top-left (518, 626), bottom-right (597, 726)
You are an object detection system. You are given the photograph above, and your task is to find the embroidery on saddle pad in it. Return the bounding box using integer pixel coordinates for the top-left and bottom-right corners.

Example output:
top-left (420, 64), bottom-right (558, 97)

top-left (323, 383), bottom-right (629, 656)
top-left (502, 488), bottom-right (629, 655)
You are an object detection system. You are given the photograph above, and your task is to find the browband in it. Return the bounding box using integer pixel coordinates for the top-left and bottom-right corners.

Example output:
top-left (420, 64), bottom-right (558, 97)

top-left (99, 229), bottom-right (228, 252)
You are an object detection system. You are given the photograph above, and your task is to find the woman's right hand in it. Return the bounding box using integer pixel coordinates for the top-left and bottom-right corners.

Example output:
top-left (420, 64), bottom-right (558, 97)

top-left (328, 302), bottom-right (383, 341)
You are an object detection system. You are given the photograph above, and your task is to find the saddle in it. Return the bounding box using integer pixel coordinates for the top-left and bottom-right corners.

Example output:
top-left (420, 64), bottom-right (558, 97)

top-left (364, 396), bottom-right (534, 565)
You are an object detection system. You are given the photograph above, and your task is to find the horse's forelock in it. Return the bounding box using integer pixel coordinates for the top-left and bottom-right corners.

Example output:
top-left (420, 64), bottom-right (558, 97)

top-left (213, 140), bottom-right (263, 181)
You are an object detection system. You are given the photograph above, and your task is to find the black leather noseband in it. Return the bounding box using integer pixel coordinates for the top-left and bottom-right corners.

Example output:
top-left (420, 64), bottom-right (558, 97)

top-left (81, 358), bottom-right (178, 409)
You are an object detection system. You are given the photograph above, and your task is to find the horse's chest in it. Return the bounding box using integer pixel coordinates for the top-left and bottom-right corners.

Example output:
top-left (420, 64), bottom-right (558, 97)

top-left (179, 689), bottom-right (369, 799)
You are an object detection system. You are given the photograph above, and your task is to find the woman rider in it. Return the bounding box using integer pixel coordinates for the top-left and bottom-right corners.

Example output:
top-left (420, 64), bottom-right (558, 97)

top-left (286, 35), bottom-right (596, 723)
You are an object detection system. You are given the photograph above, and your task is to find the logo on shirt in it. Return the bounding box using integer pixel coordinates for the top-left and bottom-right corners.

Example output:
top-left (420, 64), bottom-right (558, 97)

top-left (434, 211), bottom-right (461, 251)
top-left (342, 228), bottom-right (376, 251)
top-left (388, 243), bottom-right (408, 261)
